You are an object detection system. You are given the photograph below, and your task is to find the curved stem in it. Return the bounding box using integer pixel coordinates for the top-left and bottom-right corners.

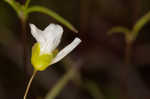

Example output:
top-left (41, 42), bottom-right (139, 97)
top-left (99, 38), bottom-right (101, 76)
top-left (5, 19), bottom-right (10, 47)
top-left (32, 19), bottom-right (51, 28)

top-left (84, 81), bottom-right (104, 99)
top-left (23, 70), bottom-right (37, 99)
top-left (4, 0), bottom-right (20, 16)
top-left (45, 67), bottom-right (77, 99)
top-left (63, 60), bottom-right (104, 99)
top-left (25, 0), bottom-right (31, 9)
top-left (25, 6), bottom-right (78, 33)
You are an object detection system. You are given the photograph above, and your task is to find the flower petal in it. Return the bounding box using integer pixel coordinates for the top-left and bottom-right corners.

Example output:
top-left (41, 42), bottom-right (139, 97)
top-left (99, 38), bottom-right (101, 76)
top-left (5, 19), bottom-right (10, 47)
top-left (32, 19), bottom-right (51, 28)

top-left (41, 23), bottom-right (63, 54)
top-left (30, 24), bottom-right (45, 43)
top-left (51, 37), bottom-right (81, 64)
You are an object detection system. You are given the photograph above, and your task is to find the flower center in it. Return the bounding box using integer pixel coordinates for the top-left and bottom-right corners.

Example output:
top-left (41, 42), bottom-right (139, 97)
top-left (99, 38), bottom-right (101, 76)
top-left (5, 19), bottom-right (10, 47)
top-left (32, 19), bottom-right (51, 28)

top-left (31, 43), bottom-right (54, 71)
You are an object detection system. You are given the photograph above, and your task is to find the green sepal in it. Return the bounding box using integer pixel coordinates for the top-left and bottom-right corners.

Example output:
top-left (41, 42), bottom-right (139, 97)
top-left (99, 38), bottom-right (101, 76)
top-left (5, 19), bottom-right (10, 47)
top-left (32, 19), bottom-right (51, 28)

top-left (31, 43), bottom-right (53, 71)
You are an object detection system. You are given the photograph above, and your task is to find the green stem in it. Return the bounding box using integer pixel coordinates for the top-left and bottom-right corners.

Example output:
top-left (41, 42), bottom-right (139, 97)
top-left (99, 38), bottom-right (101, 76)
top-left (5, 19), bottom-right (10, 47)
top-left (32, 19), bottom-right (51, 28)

top-left (125, 41), bottom-right (133, 64)
top-left (62, 60), bottom-right (104, 99)
top-left (45, 67), bottom-right (77, 99)
top-left (24, 70), bottom-right (37, 99)
top-left (119, 40), bottom-right (133, 99)
top-left (24, 0), bottom-right (31, 9)
top-left (4, 0), bottom-right (20, 16)
top-left (25, 6), bottom-right (78, 33)
top-left (20, 16), bottom-right (28, 75)
top-left (85, 81), bottom-right (104, 99)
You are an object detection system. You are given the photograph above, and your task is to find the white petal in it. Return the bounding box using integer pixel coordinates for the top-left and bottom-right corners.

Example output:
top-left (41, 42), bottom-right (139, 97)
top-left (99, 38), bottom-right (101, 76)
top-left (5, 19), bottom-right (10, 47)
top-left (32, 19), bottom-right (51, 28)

top-left (41, 23), bottom-right (63, 54)
top-left (51, 38), bottom-right (81, 64)
top-left (30, 24), bottom-right (45, 43)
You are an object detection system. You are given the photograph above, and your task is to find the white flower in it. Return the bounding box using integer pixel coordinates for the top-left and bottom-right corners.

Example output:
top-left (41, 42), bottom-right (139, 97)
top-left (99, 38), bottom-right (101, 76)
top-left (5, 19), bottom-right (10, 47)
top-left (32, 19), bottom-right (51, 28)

top-left (30, 23), bottom-right (81, 70)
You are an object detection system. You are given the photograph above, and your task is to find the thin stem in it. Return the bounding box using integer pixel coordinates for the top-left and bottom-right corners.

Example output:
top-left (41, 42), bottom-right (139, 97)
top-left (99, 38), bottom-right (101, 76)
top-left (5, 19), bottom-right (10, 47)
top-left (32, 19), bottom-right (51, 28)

top-left (20, 18), bottom-right (28, 74)
top-left (119, 41), bottom-right (133, 99)
top-left (4, 0), bottom-right (20, 16)
top-left (125, 42), bottom-right (132, 64)
top-left (25, 6), bottom-right (78, 33)
top-left (85, 81), bottom-right (104, 99)
top-left (23, 70), bottom-right (37, 99)
top-left (62, 59), bottom-right (104, 99)
top-left (25, 0), bottom-right (31, 9)
top-left (45, 67), bottom-right (77, 99)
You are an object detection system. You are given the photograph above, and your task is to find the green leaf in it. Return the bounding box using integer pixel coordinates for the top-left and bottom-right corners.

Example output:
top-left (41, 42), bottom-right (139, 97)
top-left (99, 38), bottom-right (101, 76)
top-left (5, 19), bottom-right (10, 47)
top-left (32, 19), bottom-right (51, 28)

top-left (107, 26), bottom-right (130, 36)
top-left (25, 6), bottom-right (78, 33)
top-left (132, 11), bottom-right (150, 39)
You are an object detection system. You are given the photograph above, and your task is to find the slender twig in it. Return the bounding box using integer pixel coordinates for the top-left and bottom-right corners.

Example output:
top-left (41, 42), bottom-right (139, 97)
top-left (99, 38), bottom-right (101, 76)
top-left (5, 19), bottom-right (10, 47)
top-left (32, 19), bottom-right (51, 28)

top-left (84, 81), bottom-right (104, 99)
top-left (23, 70), bottom-right (37, 99)
top-left (4, 0), bottom-right (21, 16)
top-left (125, 41), bottom-right (132, 64)
top-left (62, 59), bottom-right (104, 99)
top-left (45, 67), bottom-right (77, 99)
top-left (20, 17), bottom-right (28, 74)
top-left (120, 40), bottom-right (133, 99)
top-left (25, 0), bottom-right (31, 9)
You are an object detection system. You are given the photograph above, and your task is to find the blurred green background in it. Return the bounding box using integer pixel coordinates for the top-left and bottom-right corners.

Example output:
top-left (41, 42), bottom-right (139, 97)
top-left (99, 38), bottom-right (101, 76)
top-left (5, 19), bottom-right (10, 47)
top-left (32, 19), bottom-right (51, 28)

top-left (1, 0), bottom-right (150, 99)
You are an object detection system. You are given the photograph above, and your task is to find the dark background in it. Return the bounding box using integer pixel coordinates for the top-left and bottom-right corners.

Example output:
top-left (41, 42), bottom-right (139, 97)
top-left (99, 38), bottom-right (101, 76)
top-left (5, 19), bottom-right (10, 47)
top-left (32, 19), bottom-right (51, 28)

top-left (0, 0), bottom-right (150, 99)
